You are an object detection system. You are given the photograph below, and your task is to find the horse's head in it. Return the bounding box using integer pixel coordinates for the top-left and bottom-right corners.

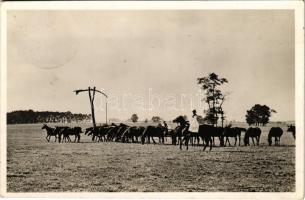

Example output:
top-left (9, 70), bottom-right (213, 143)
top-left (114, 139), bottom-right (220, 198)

top-left (287, 125), bottom-right (295, 132)
top-left (41, 124), bottom-right (47, 129)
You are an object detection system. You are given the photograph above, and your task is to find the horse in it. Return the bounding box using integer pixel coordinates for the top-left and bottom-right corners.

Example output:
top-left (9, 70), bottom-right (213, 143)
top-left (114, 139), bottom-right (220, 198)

top-left (41, 124), bottom-right (57, 142)
top-left (61, 127), bottom-right (82, 143)
top-left (114, 123), bottom-right (130, 142)
top-left (287, 125), bottom-right (295, 139)
top-left (197, 124), bottom-right (224, 151)
top-left (54, 126), bottom-right (70, 143)
top-left (223, 126), bottom-right (247, 146)
top-left (106, 124), bottom-right (121, 142)
top-left (85, 125), bottom-right (107, 142)
top-left (244, 127), bottom-right (261, 146)
top-left (141, 125), bottom-right (166, 145)
top-left (122, 126), bottom-right (145, 143)
top-left (268, 127), bottom-right (283, 146)
top-left (172, 116), bottom-right (191, 150)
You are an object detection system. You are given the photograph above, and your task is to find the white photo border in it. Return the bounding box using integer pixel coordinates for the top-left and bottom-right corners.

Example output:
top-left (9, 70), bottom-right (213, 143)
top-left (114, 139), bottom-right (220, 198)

top-left (1, 1), bottom-right (304, 199)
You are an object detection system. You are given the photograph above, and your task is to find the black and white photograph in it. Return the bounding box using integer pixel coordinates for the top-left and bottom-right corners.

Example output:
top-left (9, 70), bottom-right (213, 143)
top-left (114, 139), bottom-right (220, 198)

top-left (1, 1), bottom-right (304, 199)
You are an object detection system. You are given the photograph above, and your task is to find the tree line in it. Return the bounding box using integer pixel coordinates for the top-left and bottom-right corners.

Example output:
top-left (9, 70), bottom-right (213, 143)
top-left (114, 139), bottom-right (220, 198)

top-left (7, 110), bottom-right (91, 124)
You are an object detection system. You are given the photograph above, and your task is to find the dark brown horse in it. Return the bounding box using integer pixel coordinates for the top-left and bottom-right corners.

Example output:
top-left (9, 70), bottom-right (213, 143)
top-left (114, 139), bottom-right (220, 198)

top-left (244, 127), bottom-right (261, 146)
top-left (61, 127), bottom-right (82, 143)
top-left (121, 126), bottom-right (145, 143)
top-left (41, 124), bottom-right (57, 142)
top-left (198, 125), bottom-right (224, 151)
top-left (223, 126), bottom-right (247, 146)
top-left (268, 127), bottom-right (283, 146)
top-left (141, 125), bottom-right (166, 145)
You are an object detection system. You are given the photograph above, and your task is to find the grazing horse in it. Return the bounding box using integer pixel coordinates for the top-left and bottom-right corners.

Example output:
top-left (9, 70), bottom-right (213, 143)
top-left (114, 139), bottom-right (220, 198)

top-left (41, 124), bottom-right (57, 142)
top-left (112, 123), bottom-right (129, 142)
top-left (287, 125), bottom-right (295, 139)
top-left (268, 127), bottom-right (283, 146)
top-left (85, 125), bottom-right (109, 142)
top-left (106, 124), bottom-right (121, 142)
top-left (122, 126), bottom-right (145, 143)
top-left (244, 127), bottom-right (261, 146)
top-left (172, 116), bottom-right (191, 150)
top-left (223, 126), bottom-right (246, 146)
top-left (141, 125), bottom-right (166, 145)
top-left (198, 125), bottom-right (224, 151)
top-left (62, 127), bottom-right (82, 142)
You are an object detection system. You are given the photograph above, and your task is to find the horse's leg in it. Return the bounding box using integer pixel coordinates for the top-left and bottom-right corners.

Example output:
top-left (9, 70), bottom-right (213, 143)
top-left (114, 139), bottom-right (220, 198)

top-left (203, 137), bottom-right (208, 151)
top-left (234, 136), bottom-right (237, 146)
top-left (180, 138), bottom-right (183, 150)
top-left (251, 137), bottom-right (255, 146)
top-left (209, 138), bottom-right (213, 151)
top-left (238, 135), bottom-right (241, 146)
top-left (74, 135), bottom-right (77, 142)
top-left (152, 137), bottom-right (156, 145)
top-left (228, 137), bottom-right (231, 146)
top-left (185, 136), bottom-right (189, 150)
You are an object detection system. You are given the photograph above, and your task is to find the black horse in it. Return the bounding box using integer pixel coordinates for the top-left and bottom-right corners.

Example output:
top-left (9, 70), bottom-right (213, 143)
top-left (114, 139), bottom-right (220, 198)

top-left (105, 123), bottom-right (121, 142)
top-left (223, 126), bottom-right (247, 146)
top-left (141, 124), bottom-right (166, 145)
top-left (54, 126), bottom-right (70, 143)
top-left (268, 127), bottom-right (283, 146)
top-left (85, 124), bottom-right (110, 142)
top-left (121, 126), bottom-right (145, 143)
top-left (113, 123), bottom-right (129, 142)
top-left (244, 127), bottom-right (261, 146)
top-left (61, 127), bottom-right (82, 143)
top-left (287, 125), bottom-right (295, 140)
top-left (198, 124), bottom-right (224, 151)
top-left (41, 124), bottom-right (57, 142)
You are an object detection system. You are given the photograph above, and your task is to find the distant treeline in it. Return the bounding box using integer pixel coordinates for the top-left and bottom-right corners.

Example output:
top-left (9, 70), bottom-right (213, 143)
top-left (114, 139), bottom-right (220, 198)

top-left (7, 110), bottom-right (91, 124)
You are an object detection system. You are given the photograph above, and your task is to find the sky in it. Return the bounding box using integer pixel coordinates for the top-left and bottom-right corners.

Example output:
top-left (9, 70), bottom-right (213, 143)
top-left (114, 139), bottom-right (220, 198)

top-left (7, 10), bottom-right (295, 122)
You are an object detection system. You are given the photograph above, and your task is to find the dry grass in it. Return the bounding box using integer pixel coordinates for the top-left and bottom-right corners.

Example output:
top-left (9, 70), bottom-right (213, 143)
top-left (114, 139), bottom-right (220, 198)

top-left (7, 123), bottom-right (295, 192)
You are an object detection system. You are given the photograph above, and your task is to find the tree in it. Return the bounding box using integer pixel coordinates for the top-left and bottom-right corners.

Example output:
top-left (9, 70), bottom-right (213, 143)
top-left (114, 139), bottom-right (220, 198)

top-left (245, 104), bottom-right (276, 126)
top-left (197, 73), bottom-right (228, 127)
top-left (130, 114), bottom-right (139, 123)
top-left (151, 116), bottom-right (161, 123)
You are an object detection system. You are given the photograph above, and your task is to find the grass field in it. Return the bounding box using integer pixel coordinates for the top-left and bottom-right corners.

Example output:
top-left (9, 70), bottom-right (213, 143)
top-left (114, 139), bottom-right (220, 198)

top-left (7, 122), bottom-right (295, 192)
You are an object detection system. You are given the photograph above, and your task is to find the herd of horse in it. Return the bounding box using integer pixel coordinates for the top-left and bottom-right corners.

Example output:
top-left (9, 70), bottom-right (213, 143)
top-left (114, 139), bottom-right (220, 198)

top-left (42, 116), bottom-right (296, 151)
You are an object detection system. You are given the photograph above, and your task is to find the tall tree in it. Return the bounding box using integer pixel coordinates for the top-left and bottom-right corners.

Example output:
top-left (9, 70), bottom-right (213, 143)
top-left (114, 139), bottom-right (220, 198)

top-left (197, 73), bottom-right (228, 127)
top-left (245, 104), bottom-right (276, 126)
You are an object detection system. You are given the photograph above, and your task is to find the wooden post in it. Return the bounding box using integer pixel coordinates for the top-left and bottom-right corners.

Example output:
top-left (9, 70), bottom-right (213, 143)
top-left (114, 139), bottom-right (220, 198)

top-left (74, 87), bottom-right (108, 136)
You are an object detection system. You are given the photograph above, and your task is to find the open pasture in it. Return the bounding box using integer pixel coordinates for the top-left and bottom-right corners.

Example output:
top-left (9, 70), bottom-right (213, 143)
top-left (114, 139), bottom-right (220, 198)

top-left (7, 122), bottom-right (295, 192)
